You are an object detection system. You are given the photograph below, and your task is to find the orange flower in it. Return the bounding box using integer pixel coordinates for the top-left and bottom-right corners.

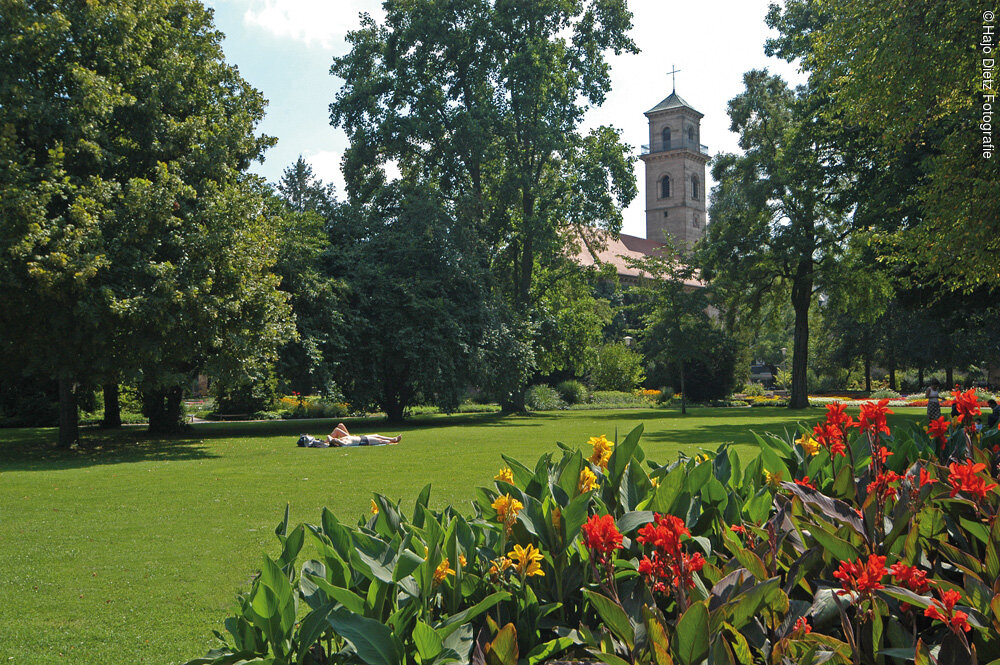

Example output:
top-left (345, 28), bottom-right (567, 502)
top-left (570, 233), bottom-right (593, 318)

top-left (855, 399), bottom-right (893, 438)
top-left (928, 416), bottom-right (950, 446)
top-left (833, 554), bottom-right (887, 596)
top-left (948, 459), bottom-right (998, 500)
top-left (952, 389), bottom-right (982, 426)
top-left (924, 588), bottom-right (971, 634)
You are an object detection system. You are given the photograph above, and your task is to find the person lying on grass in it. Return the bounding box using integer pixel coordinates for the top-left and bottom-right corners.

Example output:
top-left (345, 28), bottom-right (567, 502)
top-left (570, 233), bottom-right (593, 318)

top-left (325, 422), bottom-right (401, 447)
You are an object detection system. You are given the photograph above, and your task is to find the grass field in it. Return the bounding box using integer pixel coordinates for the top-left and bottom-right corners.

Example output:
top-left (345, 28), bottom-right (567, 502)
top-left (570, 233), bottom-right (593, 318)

top-left (0, 406), bottom-right (927, 664)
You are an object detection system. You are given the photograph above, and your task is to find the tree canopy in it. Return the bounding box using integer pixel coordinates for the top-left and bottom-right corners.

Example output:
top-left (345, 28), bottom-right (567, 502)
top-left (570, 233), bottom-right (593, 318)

top-left (0, 0), bottom-right (291, 443)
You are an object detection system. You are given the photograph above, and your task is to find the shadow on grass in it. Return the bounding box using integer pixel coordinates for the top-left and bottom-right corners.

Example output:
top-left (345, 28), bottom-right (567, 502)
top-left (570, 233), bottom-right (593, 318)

top-left (0, 411), bottom-right (558, 471)
top-left (0, 426), bottom-right (219, 471)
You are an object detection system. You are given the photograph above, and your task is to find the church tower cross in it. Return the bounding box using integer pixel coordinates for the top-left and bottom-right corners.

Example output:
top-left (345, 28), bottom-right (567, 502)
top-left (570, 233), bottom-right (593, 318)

top-left (667, 65), bottom-right (681, 93)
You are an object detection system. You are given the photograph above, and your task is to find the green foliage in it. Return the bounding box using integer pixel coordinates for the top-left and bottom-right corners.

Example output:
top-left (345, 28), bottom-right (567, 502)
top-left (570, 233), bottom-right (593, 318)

top-left (329, 185), bottom-right (487, 422)
top-left (0, 0), bottom-right (292, 443)
top-left (555, 380), bottom-right (588, 406)
top-left (870, 389), bottom-right (902, 399)
top-left (767, 0), bottom-right (1000, 292)
top-left (588, 343), bottom-right (645, 392)
top-left (213, 373), bottom-right (279, 415)
top-left (699, 71), bottom-right (850, 409)
top-left (524, 385), bottom-right (565, 411)
top-left (742, 382), bottom-right (766, 397)
top-left (271, 160), bottom-right (344, 396)
top-left (330, 0), bottom-right (638, 405)
top-left (191, 406), bottom-right (1000, 665)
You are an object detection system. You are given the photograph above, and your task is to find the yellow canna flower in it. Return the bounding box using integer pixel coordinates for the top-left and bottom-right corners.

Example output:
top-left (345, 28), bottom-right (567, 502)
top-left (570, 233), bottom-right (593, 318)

top-left (695, 453), bottom-right (710, 464)
top-left (796, 434), bottom-right (821, 456)
top-left (508, 543), bottom-right (545, 578)
top-left (650, 476), bottom-right (660, 489)
top-left (459, 554), bottom-right (467, 567)
top-left (551, 507), bottom-right (562, 533)
top-left (763, 470), bottom-right (783, 489)
top-left (494, 466), bottom-right (514, 484)
top-left (370, 499), bottom-right (379, 515)
top-left (587, 435), bottom-right (614, 470)
top-left (492, 493), bottom-right (524, 534)
top-left (578, 467), bottom-right (599, 493)
top-left (433, 557), bottom-right (455, 585)
top-left (488, 556), bottom-right (513, 579)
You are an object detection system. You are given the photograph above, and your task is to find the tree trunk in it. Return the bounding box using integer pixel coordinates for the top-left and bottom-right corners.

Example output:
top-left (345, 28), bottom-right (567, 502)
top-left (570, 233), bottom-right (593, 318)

top-left (102, 383), bottom-right (121, 429)
top-left (57, 378), bottom-right (79, 448)
top-left (145, 385), bottom-right (186, 433)
top-left (918, 367), bottom-right (924, 386)
top-left (888, 363), bottom-right (897, 392)
top-left (679, 359), bottom-right (687, 415)
top-left (946, 367), bottom-right (954, 388)
top-left (789, 276), bottom-right (811, 409)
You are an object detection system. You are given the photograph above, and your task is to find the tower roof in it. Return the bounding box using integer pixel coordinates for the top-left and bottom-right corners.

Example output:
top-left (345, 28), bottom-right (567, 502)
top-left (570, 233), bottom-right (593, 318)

top-left (645, 91), bottom-right (702, 117)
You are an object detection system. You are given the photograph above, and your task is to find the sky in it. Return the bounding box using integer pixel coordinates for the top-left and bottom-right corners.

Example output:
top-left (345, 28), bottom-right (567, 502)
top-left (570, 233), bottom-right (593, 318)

top-left (206, 0), bottom-right (805, 238)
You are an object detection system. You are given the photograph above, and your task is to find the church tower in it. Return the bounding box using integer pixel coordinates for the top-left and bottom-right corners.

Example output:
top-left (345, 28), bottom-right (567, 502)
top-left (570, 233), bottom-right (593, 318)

top-left (639, 89), bottom-right (709, 249)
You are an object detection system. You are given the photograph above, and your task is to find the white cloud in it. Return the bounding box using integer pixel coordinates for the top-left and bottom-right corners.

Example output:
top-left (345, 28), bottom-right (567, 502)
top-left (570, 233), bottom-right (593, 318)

top-left (302, 149), bottom-right (345, 192)
top-left (301, 151), bottom-right (399, 195)
top-left (235, 0), bottom-right (380, 48)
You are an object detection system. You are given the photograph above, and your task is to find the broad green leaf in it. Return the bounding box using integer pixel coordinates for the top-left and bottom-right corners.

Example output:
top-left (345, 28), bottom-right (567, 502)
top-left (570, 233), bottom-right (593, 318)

top-left (305, 575), bottom-right (366, 615)
top-left (484, 623), bottom-right (518, 665)
top-left (413, 621), bottom-right (444, 662)
top-left (326, 607), bottom-right (403, 665)
top-left (673, 601), bottom-right (709, 665)
top-left (583, 590), bottom-right (634, 648)
top-left (525, 637), bottom-right (574, 665)
top-left (435, 592), bottom-right (510, 639)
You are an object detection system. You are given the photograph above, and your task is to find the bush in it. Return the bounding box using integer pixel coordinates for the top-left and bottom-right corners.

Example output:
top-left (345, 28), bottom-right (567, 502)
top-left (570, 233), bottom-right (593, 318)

top-left (212, 373), bottom-right (278, 415)
top-left (587, 342), bottom-right (645, 392)
top-left (524, 384), bottom-right (565, 410)
top-left (555, 379), bottom-right (588, 405)
top-left (189, 402), bottom-right (1000, 665)
top-left (655, 337), bottom-right (740, 403)
top-left (656, 386), bottom-right (674, 404)
top-left (0, 376), bottom-right (59, 427)
top-left (742, 382), bottom-right (766, 397)
top-left (870, 388), bottom-right (902, 399)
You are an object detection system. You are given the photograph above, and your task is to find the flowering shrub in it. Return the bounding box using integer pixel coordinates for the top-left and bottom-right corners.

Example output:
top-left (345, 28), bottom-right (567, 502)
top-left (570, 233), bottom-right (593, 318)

top-left (187, 403), bottom-right (1000, 665)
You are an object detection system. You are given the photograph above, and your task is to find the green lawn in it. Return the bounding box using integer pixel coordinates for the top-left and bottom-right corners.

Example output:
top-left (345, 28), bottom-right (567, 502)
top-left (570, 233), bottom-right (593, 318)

top-left (0, 406), bottom-right (926, 664)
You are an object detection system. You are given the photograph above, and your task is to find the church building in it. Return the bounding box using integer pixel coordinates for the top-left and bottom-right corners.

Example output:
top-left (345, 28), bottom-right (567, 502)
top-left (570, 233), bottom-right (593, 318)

top-left (575, 87), bottom-right (708, 285)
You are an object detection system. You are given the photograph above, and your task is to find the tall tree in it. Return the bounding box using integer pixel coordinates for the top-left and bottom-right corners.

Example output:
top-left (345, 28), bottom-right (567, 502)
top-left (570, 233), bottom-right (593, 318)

top-left (329, 0), bottom-right (637, 409)
top-left (328, 184), bottom-right (487, 422)
top-left (766, 0), bottom-right (1000, 292)
top-left (699, 71), bottom-right (850, 408)
top-left (272, 160), bottom-right (344, 395)
top-left (0, 0), bottom-right (291, 443)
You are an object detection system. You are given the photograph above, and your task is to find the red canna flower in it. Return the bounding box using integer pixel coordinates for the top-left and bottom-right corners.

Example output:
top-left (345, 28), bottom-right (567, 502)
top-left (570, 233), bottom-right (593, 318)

top-left (793, 616), bottom-right (812, 634)
top-left (952, 389), bottom-right (982, 426)
top-left (637, 513), bottom-right (688, 559)
top-left (948, 459), bottom-right (998, 500)
top-left (795, 476), bottom-right (817, 490)
top-left (833, 554), bottom-right (887, 596)
top-left (813, 422), bottom-right (848, 457)
top-left (928, 416), bottom-right (950, 446)
top-left (874, 446), bottom-right (893, 465)
top-left (869, 470), bottom-right (901, 501)
top-left (581, 514), bottom-right (623, 556)
top-left (888, 562), bottom-right (931, 594)
top-left (856, 399), bottom-right (893, 438)
top-left (924, 588), bottom-right (971, 634)
top-left (918, 467), bottom-right (938, 487)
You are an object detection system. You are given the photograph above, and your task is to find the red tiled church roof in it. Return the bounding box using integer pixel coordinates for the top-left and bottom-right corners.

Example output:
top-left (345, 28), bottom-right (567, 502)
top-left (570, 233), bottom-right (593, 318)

top-left (574, 232), bottom-right (703, 288)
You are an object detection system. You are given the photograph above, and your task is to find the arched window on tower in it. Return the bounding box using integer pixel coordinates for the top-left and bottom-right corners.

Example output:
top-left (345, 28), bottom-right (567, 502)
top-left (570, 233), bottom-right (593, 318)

top-left (660, 175), bottom-right (670, 199)
top-left (661, 127), bottom-right (671, 150)
top-left (691, 175), bottom-right (699, 199)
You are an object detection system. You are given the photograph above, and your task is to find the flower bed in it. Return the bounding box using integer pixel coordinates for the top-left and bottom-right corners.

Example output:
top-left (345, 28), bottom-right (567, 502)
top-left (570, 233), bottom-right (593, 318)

top-left (187, 393), bottom-right (1000, 665)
